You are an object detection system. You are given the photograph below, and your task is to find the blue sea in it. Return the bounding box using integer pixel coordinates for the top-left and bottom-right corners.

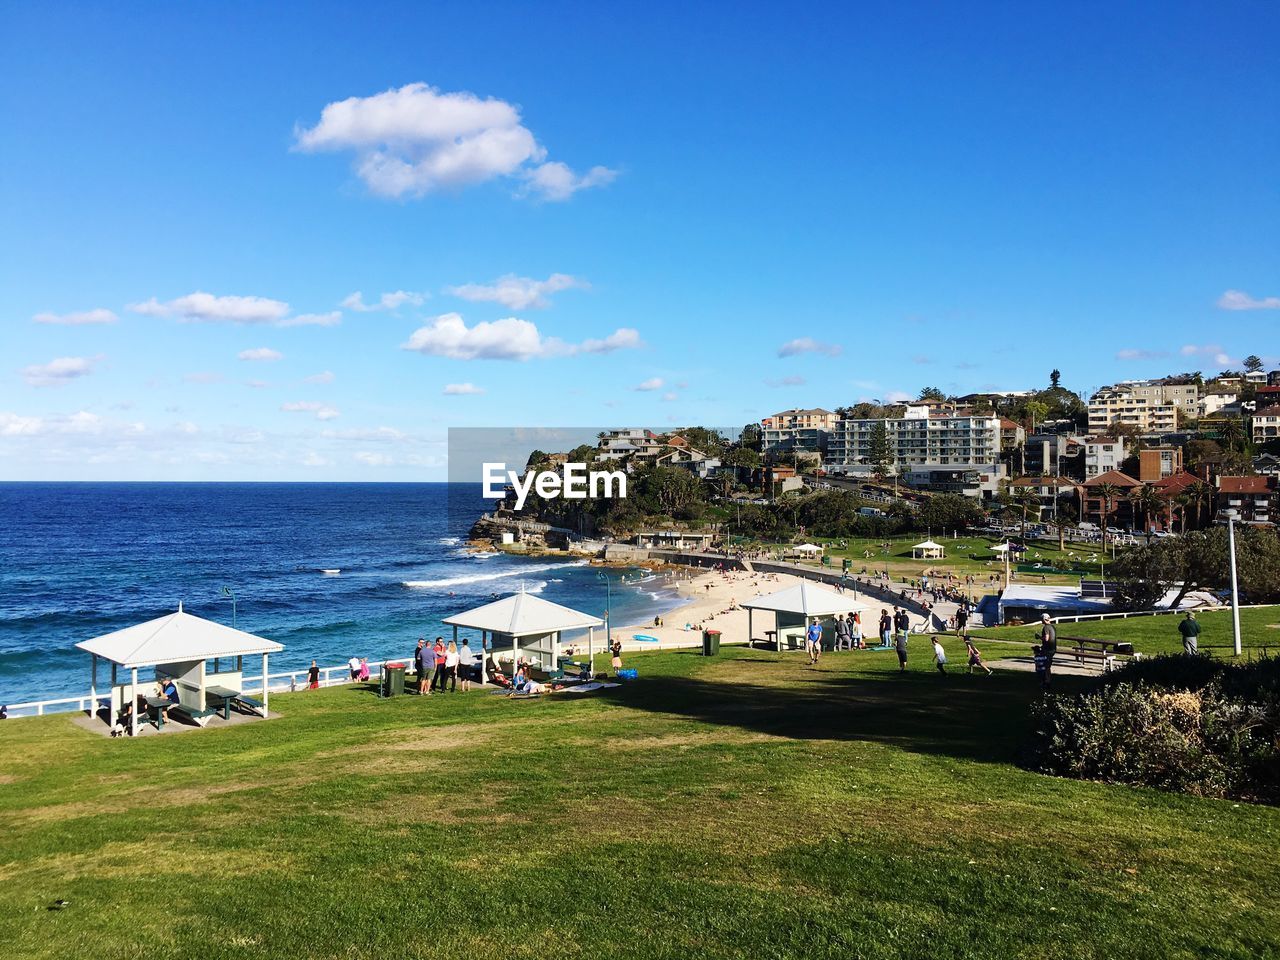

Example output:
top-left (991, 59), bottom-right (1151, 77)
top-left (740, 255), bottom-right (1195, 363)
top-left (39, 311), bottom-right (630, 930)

top-left (0, 483), bottom-right (686, 705)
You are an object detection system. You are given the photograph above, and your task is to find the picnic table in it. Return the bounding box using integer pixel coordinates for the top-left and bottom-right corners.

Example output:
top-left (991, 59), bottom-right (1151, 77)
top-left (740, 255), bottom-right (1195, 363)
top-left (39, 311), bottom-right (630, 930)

top-left (206, 685), bottom-right (264, 719)
top-left (145, 695), bottom-right (172, 728)
top-left (1054, 635), bottom-right (1136, 671)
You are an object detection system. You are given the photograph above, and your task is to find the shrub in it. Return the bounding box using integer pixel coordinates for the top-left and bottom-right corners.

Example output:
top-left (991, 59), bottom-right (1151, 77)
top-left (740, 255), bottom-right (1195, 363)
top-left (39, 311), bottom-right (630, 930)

top-left (1023, 655), bottom-right (1280, 804)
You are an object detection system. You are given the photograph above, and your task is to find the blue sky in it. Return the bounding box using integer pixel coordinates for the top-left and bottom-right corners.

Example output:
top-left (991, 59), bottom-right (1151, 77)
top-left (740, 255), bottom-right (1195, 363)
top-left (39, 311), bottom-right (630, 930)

top-left (1, 1), bottom-right (1277, 480)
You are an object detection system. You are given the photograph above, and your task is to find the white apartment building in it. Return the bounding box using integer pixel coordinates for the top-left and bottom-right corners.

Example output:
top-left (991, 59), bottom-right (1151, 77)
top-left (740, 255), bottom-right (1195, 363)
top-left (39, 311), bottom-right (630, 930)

top-left (1088, 379), bottom-right (1198, 434)
top-left (1083, 436), bottom-right (1127, 478)
top-left (825, 406), bottom-right (1004, 496)
top-left (1253, 405), bottom-right (1280, 444)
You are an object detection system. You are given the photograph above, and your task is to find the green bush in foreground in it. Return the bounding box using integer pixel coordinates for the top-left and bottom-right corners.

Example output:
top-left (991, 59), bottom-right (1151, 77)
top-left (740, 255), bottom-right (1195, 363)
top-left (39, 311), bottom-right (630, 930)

top-left (1024, 656), bottom-right (1280, 804)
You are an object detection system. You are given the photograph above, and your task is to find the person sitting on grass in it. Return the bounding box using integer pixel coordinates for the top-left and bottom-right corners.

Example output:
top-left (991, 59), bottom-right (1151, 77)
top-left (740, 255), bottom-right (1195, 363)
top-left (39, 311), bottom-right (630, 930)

top-left (964, 636), bottom-right (993, 676)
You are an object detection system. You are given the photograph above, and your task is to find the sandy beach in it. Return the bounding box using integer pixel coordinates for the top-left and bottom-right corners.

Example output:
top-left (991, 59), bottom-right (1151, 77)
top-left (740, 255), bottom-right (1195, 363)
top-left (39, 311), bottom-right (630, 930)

top-left (610, 565), bottom-right (821, 651)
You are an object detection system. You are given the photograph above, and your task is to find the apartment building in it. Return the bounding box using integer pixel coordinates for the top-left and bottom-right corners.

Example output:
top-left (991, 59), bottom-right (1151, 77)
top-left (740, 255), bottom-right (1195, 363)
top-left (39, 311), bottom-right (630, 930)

top-left (1088, 378), bottom-right (1199, 434)
top-left (1138, 445), bottom-right (1183, 482)
top-left (1252, 405), bottom-right (1280, 444)
top-left (1083, 436), bottom-right (1127, 478)
top-left (1215, 476), bottom-right (1275, 525)
top-left (825, 406), bottom-right (1004, 496)
top-left (760, 407), bottom-right (836, 454)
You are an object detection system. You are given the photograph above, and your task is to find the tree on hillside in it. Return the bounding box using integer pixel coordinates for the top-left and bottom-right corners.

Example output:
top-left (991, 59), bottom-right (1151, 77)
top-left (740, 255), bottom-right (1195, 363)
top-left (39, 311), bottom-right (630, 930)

top-left (1024, 400), bottom-right (1050, 432)
top-left (1050, 369), bottom-right (1061, 389)
top-left (1111, 527), bottom-right (1280, 610)
top-left (917, 493), bottom-right (984, 533)
top-left (739, 423), bottom-right (762, 450)
top-left (869, 421), bottom-right (893, 479)
top-left (1245, 355), bottom-right (1264, 373)
top-left (1093, 482), bottom-right (1125, 551)
top-left (918, 386), bottom-right (947, 402)
top-left (1128, 484), bottom-right (1165, 542)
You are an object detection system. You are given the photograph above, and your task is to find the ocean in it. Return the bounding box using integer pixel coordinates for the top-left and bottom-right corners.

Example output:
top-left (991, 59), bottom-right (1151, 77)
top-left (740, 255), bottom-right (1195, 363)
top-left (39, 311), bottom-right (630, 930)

top-left (0, 483), bottom-right (686, 706)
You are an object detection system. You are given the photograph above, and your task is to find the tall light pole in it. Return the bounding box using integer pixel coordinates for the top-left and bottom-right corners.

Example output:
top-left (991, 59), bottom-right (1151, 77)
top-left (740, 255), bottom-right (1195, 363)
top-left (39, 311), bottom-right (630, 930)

top-left (596, 570), bottom-right (613, 679)
top-left (1224, 509), bottom-right (1242, 657)
top-left (221, 585), bottom-right (237, 628)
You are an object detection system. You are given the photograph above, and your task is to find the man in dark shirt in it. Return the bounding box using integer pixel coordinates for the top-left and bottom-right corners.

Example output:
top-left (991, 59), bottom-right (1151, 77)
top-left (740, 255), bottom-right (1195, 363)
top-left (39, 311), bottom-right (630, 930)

top-left (1038, 614), bottom-right (1056, 691)
top-left (414, 638), bottom-right (430, 695)
top-left (1178, 611), bottom-right (1201, 655)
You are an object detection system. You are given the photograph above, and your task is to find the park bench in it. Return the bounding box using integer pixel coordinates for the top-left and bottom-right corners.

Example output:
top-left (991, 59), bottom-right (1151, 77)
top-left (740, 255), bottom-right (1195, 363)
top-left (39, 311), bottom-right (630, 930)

top-left (168, 703), bottom-right (217, 727)
top-left (1054, 636), bottom-right (1137, 673)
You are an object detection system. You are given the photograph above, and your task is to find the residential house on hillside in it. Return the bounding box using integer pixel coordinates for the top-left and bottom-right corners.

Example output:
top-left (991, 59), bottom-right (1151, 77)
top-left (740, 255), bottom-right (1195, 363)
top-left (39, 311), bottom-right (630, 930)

top-left (1251, 405), bottom-right (1280, 444)
top-left (1215, 476), bottom-right (1275, 525)
top-left (1253, 452), bottom-right (1280, 478)
top-left (760, 408), bottom-right (835, 455)
top-left (1138, 445), bottom-right (1183, 482)
top-left (1082, 470), bottom-right (1141, 529)
top-left (655, 445), bottom-right (721, 479)
top-left (1083, 436), bottom-right (1126, 478)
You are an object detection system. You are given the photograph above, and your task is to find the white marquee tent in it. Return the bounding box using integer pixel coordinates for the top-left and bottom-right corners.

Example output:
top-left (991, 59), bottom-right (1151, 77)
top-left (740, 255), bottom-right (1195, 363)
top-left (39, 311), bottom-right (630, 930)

top-left (911, 540), bottom-right (946, 559)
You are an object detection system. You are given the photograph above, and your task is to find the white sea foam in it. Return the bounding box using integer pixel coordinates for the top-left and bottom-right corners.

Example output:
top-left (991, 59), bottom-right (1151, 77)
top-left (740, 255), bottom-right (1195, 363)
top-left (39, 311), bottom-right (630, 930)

top-left (402, 560), bottom-right (585, 590)
top-left (437, 536), bottom-right (462, 546)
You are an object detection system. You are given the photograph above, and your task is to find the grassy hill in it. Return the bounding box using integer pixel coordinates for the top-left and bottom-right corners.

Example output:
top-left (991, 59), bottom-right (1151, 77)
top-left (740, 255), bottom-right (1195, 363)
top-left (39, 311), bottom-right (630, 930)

top-left (1, 641), bottom-right (1278, 959)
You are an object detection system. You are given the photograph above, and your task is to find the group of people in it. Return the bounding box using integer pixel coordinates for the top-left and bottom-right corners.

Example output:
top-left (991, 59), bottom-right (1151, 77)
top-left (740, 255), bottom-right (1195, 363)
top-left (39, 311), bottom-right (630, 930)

top-left (413, 637), bottom-right (479, 694)
top-left (801, 605), bottom-right (994, 678)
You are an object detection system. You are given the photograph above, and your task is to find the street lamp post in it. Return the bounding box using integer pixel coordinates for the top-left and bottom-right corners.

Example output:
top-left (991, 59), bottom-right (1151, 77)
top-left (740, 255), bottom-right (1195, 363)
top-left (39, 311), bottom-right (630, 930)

top-left (596, 570), bottom-right (613, 680)
top-left (221, 585), bottom-right (237, 628)
top-left (1224, 509), bottom-right (1242, 657)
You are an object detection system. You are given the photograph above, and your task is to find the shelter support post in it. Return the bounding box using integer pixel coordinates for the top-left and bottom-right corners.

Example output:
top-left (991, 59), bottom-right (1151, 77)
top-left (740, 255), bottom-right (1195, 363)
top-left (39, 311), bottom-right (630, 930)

top-left (262, 653), bottom-right (269, 715)
top-left (748, 609), bottom-right (753, 648)
top-left (588, 626), bottom-right (594, 679)
top-left (90, 654), bottom-right (98, 722)
top-left (481, 631), bottom-right (488, 684)
top-left (130, 667), bottom-right (138, 738)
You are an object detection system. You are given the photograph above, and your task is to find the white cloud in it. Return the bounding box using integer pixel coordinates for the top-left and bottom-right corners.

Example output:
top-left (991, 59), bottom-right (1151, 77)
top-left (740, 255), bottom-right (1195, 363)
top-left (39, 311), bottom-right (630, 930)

top-left (184, 371), bottom-right (224, 384)
top-left (238, 347), bottom-right (283, 362)
top-left (520, 162), bottom-right (617, 201)
top-left (0, 409), bottom-right (145, 438)
top-left (294, 82), bottom-right (615, 202)
top-left (305, 371), bottom-right (336, 384)
top-left (131, 291), bottom-right (291, 324)
top-left (22, 356), bottom-right (100, 387)
top-left (341, 290), bottom-right (426, 312)
top-left (885, 391), bottom-right (913, 403)
top-left (278, 311), bottom-right (342, 328)
top-left (33, 308), bottom-right (117, 326)
top-left (1180, 344), bottom-right (1235, 366)
top-left (301, 452), bottom-right (331, 468)
top-left (635, 377), bottom-right (665, 392)
top-left (778, 337), bottom-right (842, 358)
top-left (443, 382), bottom-right (485, 395)
top-left (445, 273), bottom-right (586, 310)
top-left (281, 401), bottom-right (340, 421)
top-left (355, 451), bottom-right (394, 467)
top-left (1116, 349), bottom-right (1170, 361)
top-left (400, 312), bottom-right (640, 361)
top-left (1217, 289), bottom-right (1280, 311)
top-left (661, 392), bottom-right (679, 402)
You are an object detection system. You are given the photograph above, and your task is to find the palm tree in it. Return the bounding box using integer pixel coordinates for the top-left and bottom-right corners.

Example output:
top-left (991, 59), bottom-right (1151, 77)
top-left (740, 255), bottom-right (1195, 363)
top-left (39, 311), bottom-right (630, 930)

top-left (1183, 479), bottom-right (1212, 530)
top-left (1128, 484), bottom-right (1164, 542)
top-left (1093, 482), bottom-right (1124, 551)
top-left (1011, 485), bottom-right (1041, 540)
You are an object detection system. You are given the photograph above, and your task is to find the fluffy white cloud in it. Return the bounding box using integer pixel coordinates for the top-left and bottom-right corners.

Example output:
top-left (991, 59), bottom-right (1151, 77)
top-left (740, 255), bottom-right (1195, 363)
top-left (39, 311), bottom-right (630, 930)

top-left (305, 371), bottom-right (336, 384)
top-left (238, 347), bottom-right (283, 362)
top-left (0, 409), bottom-right (145, 437)
top-left (519, 161), bottom-right (616, 201)
top-left (281, 401), bottom-right (340, 420)
top-left (22, 356), bottom-right (100, 387)
top-left (131, 291), bottom-right (291, 324)
top-left (278, 311), bottom-right (342, 328)
top-left (1180, 344), bottom-right (1236, 366)
top-left (778, 337), bottom-right (843, 358)
top-left (635, 377), bottom-right (665, 392)
top-left (1217, 289), bottom-right (1280, 311)
top-left (445, 273), bottom-right (586, 310)
top-left (294, 82), bottom-right (615, 202)
top-left (33, 308), bottom-right (117, 326)
top-left (443, 382), bottom-right (485, 395)
top-left (400, 312), bottom-right (640, 361)
top-left (341, 290), bottom-right (426, 312)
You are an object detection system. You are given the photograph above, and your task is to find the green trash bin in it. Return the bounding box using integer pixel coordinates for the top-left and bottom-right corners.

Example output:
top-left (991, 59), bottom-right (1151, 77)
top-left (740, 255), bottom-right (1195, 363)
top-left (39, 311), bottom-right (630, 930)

top-left (381, 662), bottom-right (406, 697)
top-left (702, 629), bottom-right (721, 656)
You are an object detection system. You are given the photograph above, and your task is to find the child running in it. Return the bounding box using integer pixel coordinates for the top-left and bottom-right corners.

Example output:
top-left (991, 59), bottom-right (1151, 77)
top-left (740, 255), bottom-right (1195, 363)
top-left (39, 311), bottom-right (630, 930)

top-left (931, 637), bottom-right (947, 674)
top-left (964, 636), bottom-right (993, 675)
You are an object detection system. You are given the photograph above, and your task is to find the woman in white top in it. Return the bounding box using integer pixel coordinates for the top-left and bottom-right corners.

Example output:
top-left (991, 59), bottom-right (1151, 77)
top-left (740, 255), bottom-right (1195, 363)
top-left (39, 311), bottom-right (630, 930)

top-left (444, 642), bottom-right (460, 693)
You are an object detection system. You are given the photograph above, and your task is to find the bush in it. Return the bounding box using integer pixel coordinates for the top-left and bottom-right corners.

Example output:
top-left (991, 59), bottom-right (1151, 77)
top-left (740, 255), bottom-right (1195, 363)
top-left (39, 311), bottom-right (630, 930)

top-left (1023, 655), bottom-right (1280, 804)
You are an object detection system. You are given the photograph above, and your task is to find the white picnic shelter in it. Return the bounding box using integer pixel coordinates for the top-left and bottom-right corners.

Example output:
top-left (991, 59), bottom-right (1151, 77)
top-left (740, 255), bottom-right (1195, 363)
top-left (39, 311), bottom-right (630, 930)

top-left (75, 603), bottom-right (283, 737)
top-left (911, 539), bottom-right (946, 560)
top-left (743, 581), bottom-right (872, 650)
top-left (443, 588), bottom-right (604, 681)
top-left (791, 543), bottom-right (823, 555)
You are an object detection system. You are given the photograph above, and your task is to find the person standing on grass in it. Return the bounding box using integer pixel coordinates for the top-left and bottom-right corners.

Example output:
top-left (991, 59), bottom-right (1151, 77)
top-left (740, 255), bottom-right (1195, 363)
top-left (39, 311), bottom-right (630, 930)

top-left (1178, 611), bottom-right (1201, 655)
top-left (1037, 614), bottom-right (1056, 691)
top-left (894, 607), bottom-right (911, 645)
top-left (458, 640), bottom-right (475, 691)
top-left (414, 638), bottom-right (431, 695)
top-left (894, 624), bottom-right (909, 672)
top-left (965, 636), bottom-right (993, 675)
top-left (932, 637), bottom-right (947, 674)
top-left (879, 609), bottom-right (892, 647)
top-left (955, 604), bottom-right (969, 635)
top-left (835, 613), bottom-right (851, 651)
top-left (444, 641), bottom-right (459, 692)
top-left (431, 637), bottom-right (448, 692)
top-left (806, 620), bottom-right (823, 665)
top-left (611, 637), bottom-right (623, 671)
top-left (307, 660), bottom-right (320, 690)
top-left (850, 611), bottom-right (864, 649)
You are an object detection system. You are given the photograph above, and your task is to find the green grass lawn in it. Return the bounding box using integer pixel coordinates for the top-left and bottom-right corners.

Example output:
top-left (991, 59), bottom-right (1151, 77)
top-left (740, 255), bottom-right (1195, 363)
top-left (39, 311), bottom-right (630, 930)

top-left (764, 535), bottom-right (1114, 587)
top-left (969, 606), bottom-right (1280, 659)
top-left (2, 643), bottom-right (1278, 959)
